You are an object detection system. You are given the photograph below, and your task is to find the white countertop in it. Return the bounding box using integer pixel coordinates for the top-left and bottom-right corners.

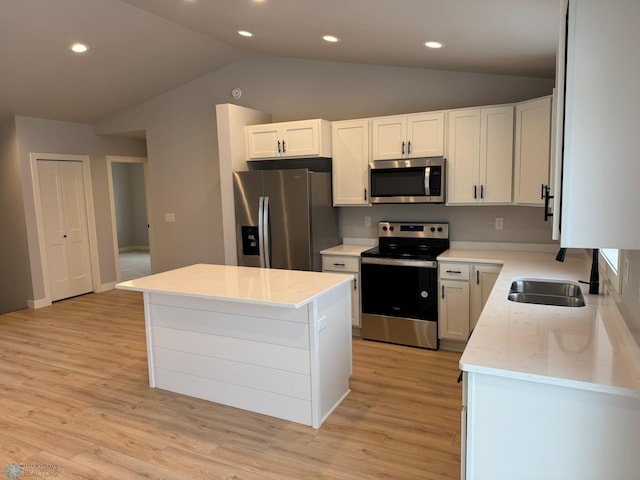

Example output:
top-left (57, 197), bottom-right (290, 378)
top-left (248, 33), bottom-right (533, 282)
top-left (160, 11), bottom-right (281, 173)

top-left (440, 249), bottom-right (640, 398)
top-left (320, 244), bottom-right (374, 256)
top-left (116, 263), bottom-right (353, 309)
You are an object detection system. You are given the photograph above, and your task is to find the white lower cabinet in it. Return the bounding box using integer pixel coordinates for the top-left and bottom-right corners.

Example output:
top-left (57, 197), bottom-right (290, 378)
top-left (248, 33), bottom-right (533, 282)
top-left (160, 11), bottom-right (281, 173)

top-left (469, 264), bottom-right (500, 331)
top-left (322, 254), bottom-right (361, 327)
top-left (463, 372), bottom-right (640, 480)
top-left (438, 263), bottom-right (470, 342)
top-left (439, 262), bottom-right (501, 348)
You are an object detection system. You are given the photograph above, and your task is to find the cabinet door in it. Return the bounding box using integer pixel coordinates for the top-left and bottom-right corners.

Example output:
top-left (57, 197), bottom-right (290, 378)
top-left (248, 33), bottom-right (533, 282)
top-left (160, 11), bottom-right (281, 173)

top-left (371, 115), bottom-right (407, 160)
top-left (469, 264), bottom-right (501, 331)
top-left (438, 279), bottom-right (470, 341)
top-left (561, 0), bottom-right (640, 248)
top-left (514, 97), bottom-right (551, 206)
top-left (479, 106), bottom-right (514, 204)
top-left (407, 112), bottom-right (444, 157)
top-left (246, 124), bottom-right (281, 159)
top-left (446, 109), bottom-right (481, 204)
top-left (281, 120), bottom-right (320, 157)
top-left (321, 254), bottom-right (360, 327)
top-left (332, 119), bottom-right (370, 206)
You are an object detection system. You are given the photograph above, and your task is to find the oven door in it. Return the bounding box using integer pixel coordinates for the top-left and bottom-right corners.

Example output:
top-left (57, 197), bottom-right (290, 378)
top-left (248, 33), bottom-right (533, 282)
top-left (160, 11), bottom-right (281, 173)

top-left (360, 258), bottom-right (438, 349)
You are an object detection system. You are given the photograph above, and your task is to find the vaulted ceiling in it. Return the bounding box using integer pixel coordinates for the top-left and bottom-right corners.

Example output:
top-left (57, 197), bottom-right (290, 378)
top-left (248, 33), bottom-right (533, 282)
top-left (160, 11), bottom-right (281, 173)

top-left (0, 0), bottom-right (560, 124)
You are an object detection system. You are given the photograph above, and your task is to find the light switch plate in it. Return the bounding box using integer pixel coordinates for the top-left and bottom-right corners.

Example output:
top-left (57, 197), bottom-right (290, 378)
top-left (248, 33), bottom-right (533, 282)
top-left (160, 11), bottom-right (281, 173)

top-left (364, 216), bottom-right (371, 227)
top-left (495, 217), bottom-right (504, 230)
top-left (164, 213), bottom-right (176, 223)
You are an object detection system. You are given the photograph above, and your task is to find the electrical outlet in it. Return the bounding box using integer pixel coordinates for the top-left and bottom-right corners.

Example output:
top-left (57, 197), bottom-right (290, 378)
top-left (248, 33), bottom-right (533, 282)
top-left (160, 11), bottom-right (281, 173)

top-left (495, 217), bottom-right (504, 230)
top-left (364, 216), bottom-right (371, 227)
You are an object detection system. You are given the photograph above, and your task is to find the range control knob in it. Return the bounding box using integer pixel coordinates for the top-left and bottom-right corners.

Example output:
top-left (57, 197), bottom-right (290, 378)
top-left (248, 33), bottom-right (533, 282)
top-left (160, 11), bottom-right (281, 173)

top-left (438, 227), bottom-right (443, 232)
top-left (382, 226), bottom-right (388, 231)
top-left (389, 226), bottom-right (394, 231)
top-left (430, 227), bottom-right (436, 232)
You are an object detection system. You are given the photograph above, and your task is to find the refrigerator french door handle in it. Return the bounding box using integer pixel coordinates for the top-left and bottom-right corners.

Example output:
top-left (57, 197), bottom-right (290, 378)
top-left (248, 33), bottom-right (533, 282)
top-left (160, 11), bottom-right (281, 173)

top-left (263, 196), bottom-right (271, 268)
top-left (258, 196), bottom-right (266, 268)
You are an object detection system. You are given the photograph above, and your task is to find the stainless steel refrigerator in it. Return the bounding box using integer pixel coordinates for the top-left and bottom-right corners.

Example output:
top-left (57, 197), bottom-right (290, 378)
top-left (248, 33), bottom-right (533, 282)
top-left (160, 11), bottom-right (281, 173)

top-left (233, 169), bottom-right (339, 271)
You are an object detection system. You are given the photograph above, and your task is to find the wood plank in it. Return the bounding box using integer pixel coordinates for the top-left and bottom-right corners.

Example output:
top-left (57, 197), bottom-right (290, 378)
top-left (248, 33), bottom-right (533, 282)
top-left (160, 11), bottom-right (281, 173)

top-left (0, 289), bottom-right (462, 479)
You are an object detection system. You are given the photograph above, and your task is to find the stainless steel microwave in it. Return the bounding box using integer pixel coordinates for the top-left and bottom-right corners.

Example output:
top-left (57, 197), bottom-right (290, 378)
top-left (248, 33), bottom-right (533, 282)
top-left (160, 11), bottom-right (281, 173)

top-left (369, 156), bottom-right (445, 203)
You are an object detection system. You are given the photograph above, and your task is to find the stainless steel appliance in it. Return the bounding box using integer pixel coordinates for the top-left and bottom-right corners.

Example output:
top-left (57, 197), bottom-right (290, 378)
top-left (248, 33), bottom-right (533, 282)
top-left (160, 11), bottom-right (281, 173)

top-left (361, 221), bottom-right (449, 349)
top-left (233, 169), bottom-right (338, 271)
top-left (369, 156), bottom-right (445, 203)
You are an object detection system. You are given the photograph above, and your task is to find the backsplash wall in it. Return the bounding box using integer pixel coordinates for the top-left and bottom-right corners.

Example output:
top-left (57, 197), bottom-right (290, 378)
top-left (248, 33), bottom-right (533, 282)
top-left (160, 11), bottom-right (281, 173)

top-left (339, 204), bottom-right (555, 244)
top-left (621, 250), bottom-right (640, 346)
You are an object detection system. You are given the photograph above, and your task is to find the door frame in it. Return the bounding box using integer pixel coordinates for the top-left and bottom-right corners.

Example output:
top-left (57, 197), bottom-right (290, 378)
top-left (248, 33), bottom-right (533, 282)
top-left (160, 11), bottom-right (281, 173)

top-left (106, 155), bottom-right (152, 281)
top-left (30, 153), bottom-right (99, 306)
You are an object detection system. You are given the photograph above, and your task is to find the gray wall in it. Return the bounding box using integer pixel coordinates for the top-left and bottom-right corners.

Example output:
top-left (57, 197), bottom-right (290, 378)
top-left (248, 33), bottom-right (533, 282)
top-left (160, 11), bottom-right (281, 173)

top-left (340, 205), bottom-right (553, 243)
top-left (0, 118), bottom-right (31, 313)
top-left (113, 163), bottom-right (149, 249)
top-left (96, 55), bottom-right (555, 274)
top-left (15, 116), bottom-right (147, 303)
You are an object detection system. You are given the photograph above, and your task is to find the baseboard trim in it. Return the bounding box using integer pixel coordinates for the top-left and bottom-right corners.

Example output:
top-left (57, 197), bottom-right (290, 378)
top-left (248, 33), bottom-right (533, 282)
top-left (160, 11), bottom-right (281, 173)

top-left (27, 298), bottom-right (52, 309)
top-left (95, 282), bottom-right (117, 293)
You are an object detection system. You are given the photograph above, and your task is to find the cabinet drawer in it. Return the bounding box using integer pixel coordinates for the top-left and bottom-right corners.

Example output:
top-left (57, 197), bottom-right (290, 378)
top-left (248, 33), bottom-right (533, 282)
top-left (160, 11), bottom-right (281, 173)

top-left (440, 262), bottom-right (470, 280)
top-left (322, 255), bottom-right (360, 273)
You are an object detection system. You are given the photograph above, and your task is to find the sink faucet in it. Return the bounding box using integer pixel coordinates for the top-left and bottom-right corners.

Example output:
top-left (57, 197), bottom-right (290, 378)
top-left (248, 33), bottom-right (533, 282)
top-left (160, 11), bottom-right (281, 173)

top-left (555, 247), bottom-right (600, 294)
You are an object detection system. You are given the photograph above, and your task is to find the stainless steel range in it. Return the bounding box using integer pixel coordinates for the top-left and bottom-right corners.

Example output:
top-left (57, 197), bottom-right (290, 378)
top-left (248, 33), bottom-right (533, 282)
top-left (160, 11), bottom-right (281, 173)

top-left (360, 221), bottom-right (449, 349)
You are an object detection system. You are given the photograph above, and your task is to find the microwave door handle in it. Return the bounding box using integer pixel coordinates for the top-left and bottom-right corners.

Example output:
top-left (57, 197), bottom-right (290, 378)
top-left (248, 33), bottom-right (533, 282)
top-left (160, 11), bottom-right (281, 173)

top-left (424, 166), bottom-right (431, 196)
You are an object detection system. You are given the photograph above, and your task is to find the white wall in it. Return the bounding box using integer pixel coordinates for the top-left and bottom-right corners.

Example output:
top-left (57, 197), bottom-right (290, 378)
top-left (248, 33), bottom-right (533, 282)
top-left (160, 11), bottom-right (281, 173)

top-left (96, 55), bottom-right (554, 274)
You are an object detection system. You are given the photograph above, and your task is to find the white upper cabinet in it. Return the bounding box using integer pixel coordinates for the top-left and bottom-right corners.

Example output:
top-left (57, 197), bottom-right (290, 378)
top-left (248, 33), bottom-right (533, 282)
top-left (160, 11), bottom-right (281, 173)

top-left (246, 119), bottom-right (331, 160)
top-left (514, 96), bottom-right (552, 206)
top-left (560, 0), bottom-right (640, 248)
top-left (447, 106), bottom-right (514, 205)
top-left (371, 112), bottom-right (444, 160)
top-left (332, 119), bottom-right (370, 206)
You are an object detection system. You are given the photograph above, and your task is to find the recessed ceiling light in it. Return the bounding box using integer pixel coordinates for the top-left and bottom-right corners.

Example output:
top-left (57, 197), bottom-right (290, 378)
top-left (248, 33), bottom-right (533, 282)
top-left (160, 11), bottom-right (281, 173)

top-left (424, 41), bottom-right (444, 49)
top-left (238, 30), bottom-right (254, 37)
top-left (70, 43), bottom-right (89, 53)
top-left (323, 35), bottom-right (340, 43)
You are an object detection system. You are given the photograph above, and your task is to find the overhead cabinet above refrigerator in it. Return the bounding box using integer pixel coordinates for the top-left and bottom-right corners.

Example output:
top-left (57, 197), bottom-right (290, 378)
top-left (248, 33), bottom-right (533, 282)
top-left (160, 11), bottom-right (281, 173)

top-left (233, 169), bottom-right (339, 272)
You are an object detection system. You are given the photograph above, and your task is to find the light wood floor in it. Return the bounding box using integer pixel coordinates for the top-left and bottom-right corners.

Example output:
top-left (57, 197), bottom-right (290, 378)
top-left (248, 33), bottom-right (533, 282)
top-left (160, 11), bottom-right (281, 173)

top-left (0, 289), bottom-right (462, 479)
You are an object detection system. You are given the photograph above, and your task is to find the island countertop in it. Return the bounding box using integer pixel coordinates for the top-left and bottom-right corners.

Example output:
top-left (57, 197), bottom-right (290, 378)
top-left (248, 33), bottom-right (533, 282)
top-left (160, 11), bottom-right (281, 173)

top-left (116, 263), bottom-right (353, 308)
top-left (439, 249), bottom-right (640, 398)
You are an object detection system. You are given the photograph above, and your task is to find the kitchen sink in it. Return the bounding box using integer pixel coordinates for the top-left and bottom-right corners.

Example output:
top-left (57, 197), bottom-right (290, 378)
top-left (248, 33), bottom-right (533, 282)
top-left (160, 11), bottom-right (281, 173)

top-left (508, 279), bottom-right (586, 307)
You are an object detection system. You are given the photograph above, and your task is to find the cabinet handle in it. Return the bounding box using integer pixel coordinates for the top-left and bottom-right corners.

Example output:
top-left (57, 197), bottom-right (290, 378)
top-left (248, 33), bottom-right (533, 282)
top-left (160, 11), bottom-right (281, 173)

top-left (474, 185), bottom-right (477, 199)
top-left (282, 140), bottom-right (286, 153)
top-left (446, 270), bottom-right (462, 274)
top-left (364, 188), bottom-right (367, 201)
top-left (354, 278), bottom-right (357, 291)
top-left (408, 140), bottom-right (411, 154)
top-left (401, 141), bottom-right (405, 155)
top-left (480, 185), bottom-right (484, 199)
top-left (332, 263), bottom-right (346, 267)
top-left (476, 270), bottom-right (480, 285)
top-left (540, 183), bottom-right (545, 200)
top-left (543, 184), bottom-right (554, 222)
top-left (442, 285), bottom-right (445, 299)
top-left (277, 140), bottom-right (281, 153)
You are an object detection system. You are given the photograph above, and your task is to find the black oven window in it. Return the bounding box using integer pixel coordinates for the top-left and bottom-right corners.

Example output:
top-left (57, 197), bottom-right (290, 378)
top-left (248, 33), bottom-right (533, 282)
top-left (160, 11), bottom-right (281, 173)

top-left (370, 167), bottom-right (425, 197)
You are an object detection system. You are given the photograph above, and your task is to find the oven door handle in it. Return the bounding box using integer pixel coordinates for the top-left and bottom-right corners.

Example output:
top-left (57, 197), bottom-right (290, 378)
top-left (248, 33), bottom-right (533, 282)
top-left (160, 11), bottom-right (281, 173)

top-left (362, 257), bottom-right (437, 268)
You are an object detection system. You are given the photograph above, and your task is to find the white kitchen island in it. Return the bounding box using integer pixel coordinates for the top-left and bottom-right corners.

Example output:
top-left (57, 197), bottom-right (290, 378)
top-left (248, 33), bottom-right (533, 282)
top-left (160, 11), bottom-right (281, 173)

top-left (116, 263), bottom-right (353, 429)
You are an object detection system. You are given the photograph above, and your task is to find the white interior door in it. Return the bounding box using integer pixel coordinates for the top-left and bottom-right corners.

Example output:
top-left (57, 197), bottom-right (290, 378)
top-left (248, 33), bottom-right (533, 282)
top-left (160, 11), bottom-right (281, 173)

top-left (38, 160), bottom-right (93, 301)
